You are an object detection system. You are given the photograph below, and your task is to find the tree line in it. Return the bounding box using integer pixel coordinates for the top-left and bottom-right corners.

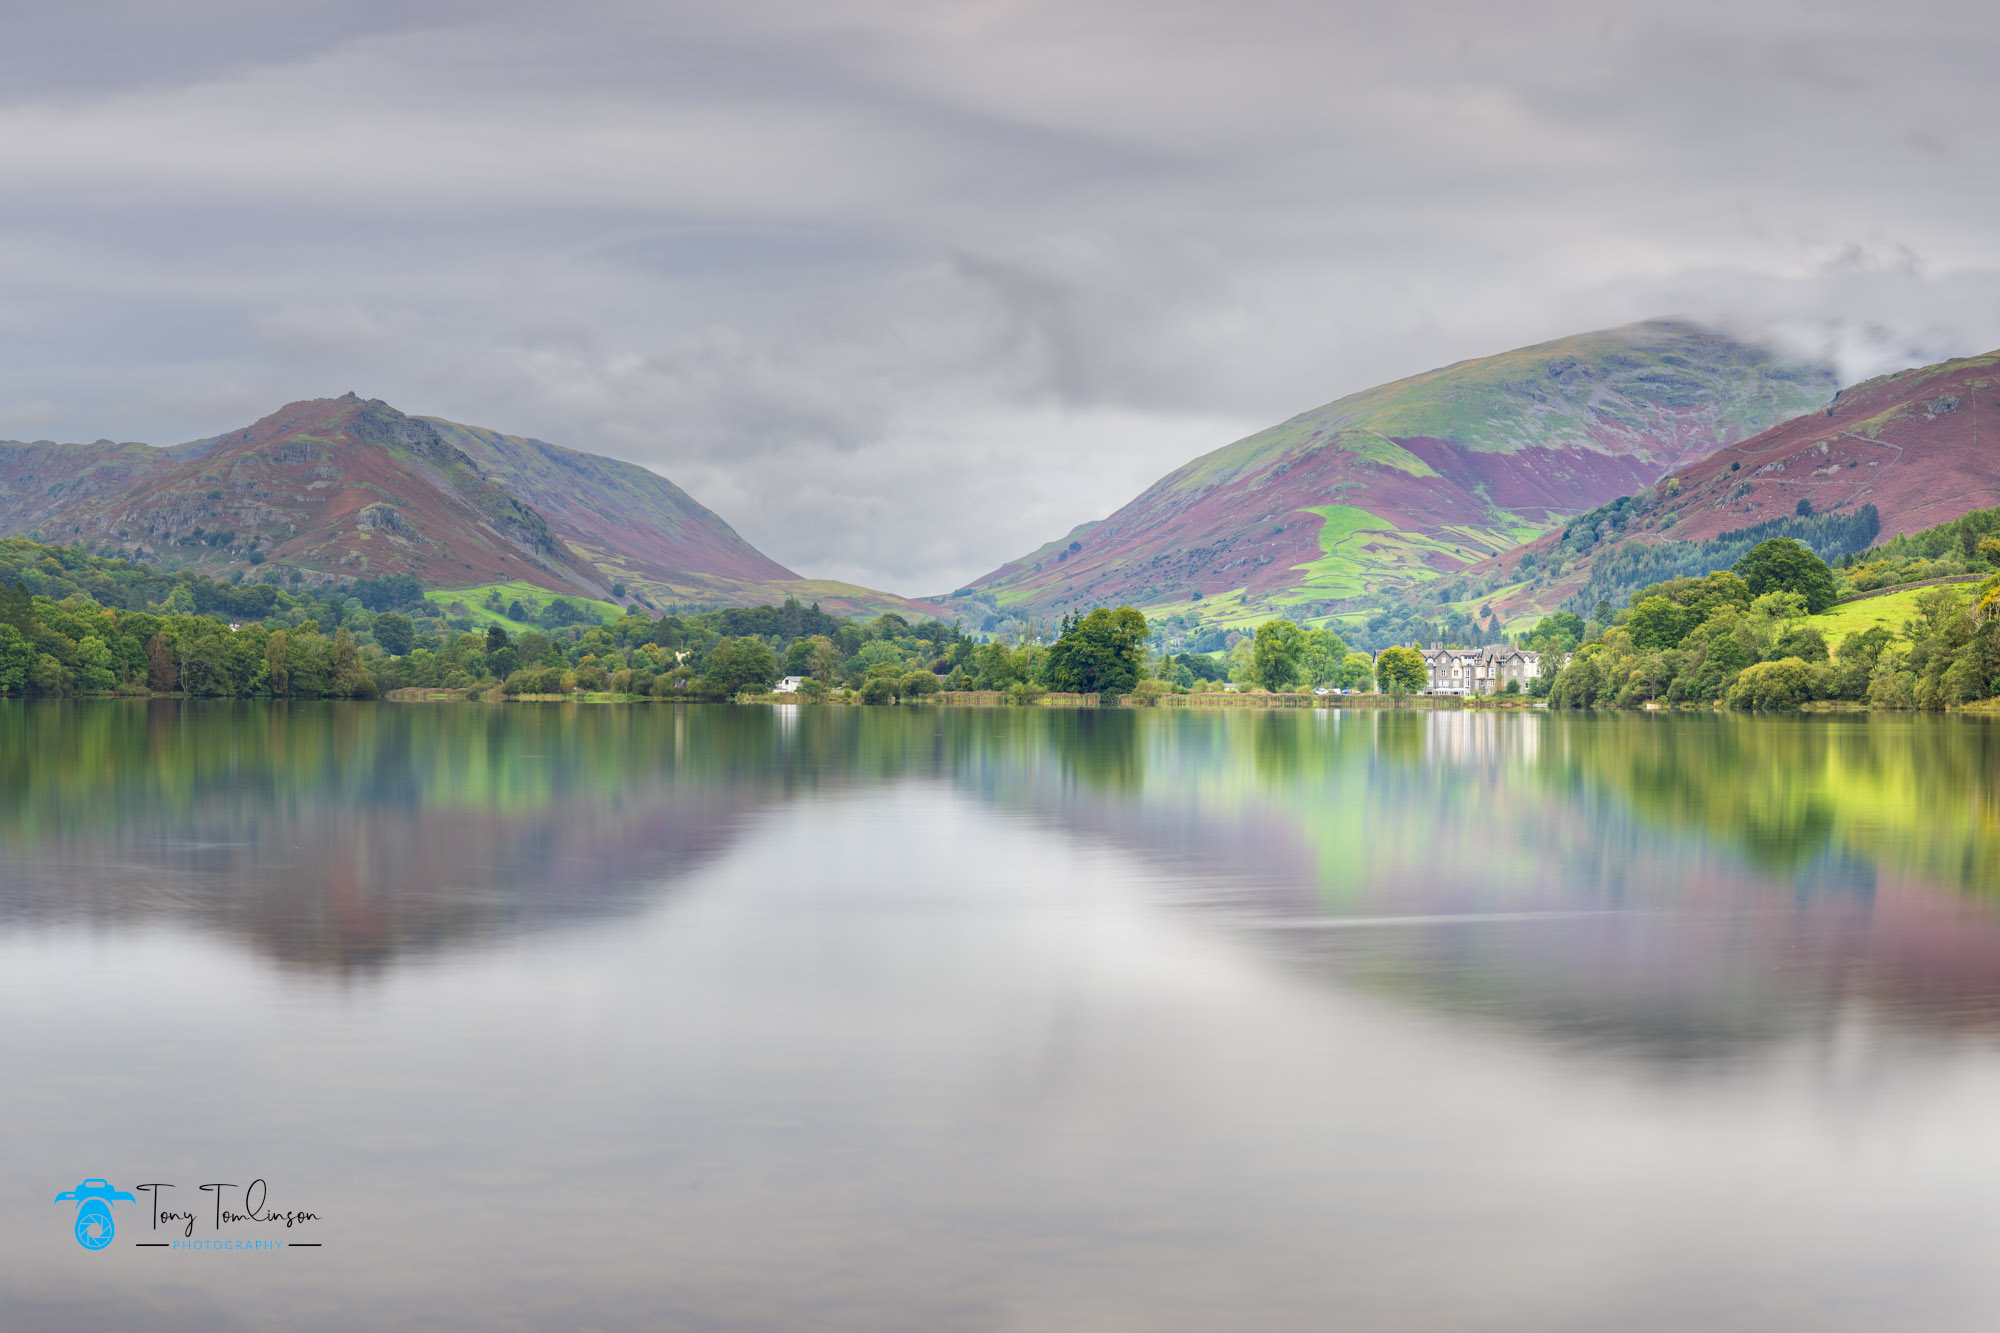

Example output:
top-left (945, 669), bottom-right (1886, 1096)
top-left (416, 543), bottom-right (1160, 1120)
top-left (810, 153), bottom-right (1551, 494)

top-left (0, 535), bottom-right (1405, 703)
top-left (1543, 536), bottom-right (2000, 710)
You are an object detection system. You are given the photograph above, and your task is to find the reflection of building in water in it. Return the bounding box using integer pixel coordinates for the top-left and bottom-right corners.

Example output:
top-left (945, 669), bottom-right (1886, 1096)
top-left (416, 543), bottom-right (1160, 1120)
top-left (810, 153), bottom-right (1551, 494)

top-left (1413, 644), bottom-right (1540, 695)
top-left (1420, 709), bottom-right (1539, 767)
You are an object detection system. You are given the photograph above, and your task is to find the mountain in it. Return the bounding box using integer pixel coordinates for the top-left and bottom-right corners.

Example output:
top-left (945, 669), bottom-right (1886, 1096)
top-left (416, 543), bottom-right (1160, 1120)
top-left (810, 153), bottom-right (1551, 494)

top-left (956, 321), bottom-right (1838, 626)
top-left (0, 439), bottom-right (178, 537)
top-left (2, 395), bottom-right (612, 595)
top-left (1483, 348), bottom-right (2000, 618)
top-left (0, 395), bottom-right (934, 618)
top-left (417, 418), bottom-right (927, 616)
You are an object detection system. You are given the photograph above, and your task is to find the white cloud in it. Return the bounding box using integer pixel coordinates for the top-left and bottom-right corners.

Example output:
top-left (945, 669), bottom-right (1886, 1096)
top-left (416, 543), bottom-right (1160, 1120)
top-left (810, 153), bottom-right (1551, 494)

top-left (2, 0), bottom-right (1999, 591)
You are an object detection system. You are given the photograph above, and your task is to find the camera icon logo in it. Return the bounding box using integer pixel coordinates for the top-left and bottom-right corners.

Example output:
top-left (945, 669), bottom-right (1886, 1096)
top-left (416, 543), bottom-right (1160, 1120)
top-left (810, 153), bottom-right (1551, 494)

top-left (55, 1180), bottom-right (136, 1250)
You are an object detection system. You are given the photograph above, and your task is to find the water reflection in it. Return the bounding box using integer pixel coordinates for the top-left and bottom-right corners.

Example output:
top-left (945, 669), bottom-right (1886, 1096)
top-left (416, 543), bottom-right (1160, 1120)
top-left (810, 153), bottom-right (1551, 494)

top-left (0, 700), bottom-right (793, 969)
top-left (9, 701), bottom-right (2000, 1330)
top-left (4, 701), bottom-right (2000, 1045)
top-left (991, 709), bottom-right (2000, 1059)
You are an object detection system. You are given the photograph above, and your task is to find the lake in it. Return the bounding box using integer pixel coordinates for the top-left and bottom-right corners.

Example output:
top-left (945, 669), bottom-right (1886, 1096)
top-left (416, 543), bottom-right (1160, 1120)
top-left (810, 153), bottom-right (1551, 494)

top-left (4, 700), bottom-right (2000, 1331)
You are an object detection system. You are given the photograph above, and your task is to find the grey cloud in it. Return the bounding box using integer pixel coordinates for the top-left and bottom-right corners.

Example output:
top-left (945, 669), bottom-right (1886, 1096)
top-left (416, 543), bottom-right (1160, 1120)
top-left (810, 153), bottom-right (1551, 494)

top-left (3, 0), bottom-right (1999, 593)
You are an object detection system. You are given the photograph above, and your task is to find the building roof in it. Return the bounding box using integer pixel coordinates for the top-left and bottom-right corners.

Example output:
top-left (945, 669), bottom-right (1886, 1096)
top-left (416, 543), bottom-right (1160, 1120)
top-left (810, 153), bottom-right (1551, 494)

top-left (1417, 645), bottom-right (1538, 663)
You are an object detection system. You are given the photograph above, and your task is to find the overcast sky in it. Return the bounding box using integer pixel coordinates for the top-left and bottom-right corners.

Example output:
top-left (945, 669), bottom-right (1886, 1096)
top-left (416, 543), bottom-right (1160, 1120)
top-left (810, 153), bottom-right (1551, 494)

top-left (4, 0), bottom-right (1999, 594)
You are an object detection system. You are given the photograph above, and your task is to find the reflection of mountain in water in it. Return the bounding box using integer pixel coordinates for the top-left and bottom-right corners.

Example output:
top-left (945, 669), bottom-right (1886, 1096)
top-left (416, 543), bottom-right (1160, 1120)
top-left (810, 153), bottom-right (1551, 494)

top-left (0, 701), bottom-right (799, 971)
top-left (973, 708), bottom-right (2000, 1063)
top-left (6, 702), bottom-right (2000, 1057)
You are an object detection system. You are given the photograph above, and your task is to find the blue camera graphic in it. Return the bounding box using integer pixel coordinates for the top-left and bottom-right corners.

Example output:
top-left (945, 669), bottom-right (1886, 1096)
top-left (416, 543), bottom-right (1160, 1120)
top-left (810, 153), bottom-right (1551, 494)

top-left (55, 1180), bottom-right (136, 1250)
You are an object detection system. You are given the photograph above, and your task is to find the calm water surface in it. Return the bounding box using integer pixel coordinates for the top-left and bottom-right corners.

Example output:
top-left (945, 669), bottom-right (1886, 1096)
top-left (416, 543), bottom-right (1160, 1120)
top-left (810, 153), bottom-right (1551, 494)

top-left (4, 701), bottom-right (2000, 1331)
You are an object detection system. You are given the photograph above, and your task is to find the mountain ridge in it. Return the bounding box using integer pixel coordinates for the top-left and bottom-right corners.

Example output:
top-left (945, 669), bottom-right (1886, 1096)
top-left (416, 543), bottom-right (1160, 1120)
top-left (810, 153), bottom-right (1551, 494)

top-left (955, 320), bottom-right (1839, 627)
top-left (1479, 347), bottom-right (2000, 619)
top-left (1, 395), bottom-right (610, 595)
top-left (0, 395), bottom-right (935, 618)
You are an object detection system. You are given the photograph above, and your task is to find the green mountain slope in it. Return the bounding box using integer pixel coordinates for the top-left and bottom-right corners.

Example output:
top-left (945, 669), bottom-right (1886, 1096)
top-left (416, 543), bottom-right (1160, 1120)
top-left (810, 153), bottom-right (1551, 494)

top-left (957, 320), bottom-right (1837, 629)
top-left (1482, 348), bottom-right (2000, 621)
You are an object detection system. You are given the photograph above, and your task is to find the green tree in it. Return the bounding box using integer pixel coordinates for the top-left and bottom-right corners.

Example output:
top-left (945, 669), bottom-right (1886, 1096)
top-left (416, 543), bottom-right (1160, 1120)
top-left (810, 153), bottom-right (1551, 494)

top-left (1249, 619), bottom-right (1306, 692)
top-left (265, 630), bottom-right (291, 697)
top-left (179, 632), bottom-right (231, 696)
top-left (289, 628), bottom-right (333, 696)
top-left (856, 640), bottom-right (906, 672)
top-left (1171, 651), bottom-right (1228, 684)
top-left (1523, 611), bottom-right (1585, 653)
top-left (1727, 657), bottom-right (1826, 710)
top-left (74, 635), bottom-right (117, 693)
top-left (700, 636), bottom-right (778, 697)
top-left (0, 623), bottom-right (32, 693)
top-left (1773, 623), bottom-right (1829, 663)
top-left (1375, 646), bottom-right (1427, 696)
top-left (898, 670), bottom-right (941, 700)
top-left (0, 581), bottom-right (33, 635)
top-left (1042, 607), bottom-right (1148, 696)
top-left (374, 613), bottom-right (415, 656)
top-left (1298, 628), bottom-right (1349, 688)
top-left (331, 629), bottom-right (377, 699)
top-left (1831, 624), bottom-right (1893, 698)
top-left (1732, 538), bottom-right (1838, 613)
top-left (795, 635), bottom-right (841, 682)
top-left (1626, 596), bottom-right (1699, 651)
top-left (29, 652), bottom-right (66, 695)
top-left (1334, 652), bottom-right (1375, 692)
top-left (1909, 584), bottom-right (1967, 638)
top-left (1548, 644), bottom-right (1609, 708)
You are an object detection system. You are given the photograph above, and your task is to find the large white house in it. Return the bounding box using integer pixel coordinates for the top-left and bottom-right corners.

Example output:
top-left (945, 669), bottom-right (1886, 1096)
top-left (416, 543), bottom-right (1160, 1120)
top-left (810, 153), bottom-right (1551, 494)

top-left (773, 675), bottom-right (807, 694)
top-left (1415, 643), bottom-right (1540, 695)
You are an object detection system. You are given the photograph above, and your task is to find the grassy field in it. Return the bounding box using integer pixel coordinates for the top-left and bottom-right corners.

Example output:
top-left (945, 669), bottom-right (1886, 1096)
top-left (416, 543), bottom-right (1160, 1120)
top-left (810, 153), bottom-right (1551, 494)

top-left (1804, 586), bottom-right (1935, 647)
top-left (423, 580), bottom-right (624, 633)
top-left (1286, 504), bottom-right (1430, 601)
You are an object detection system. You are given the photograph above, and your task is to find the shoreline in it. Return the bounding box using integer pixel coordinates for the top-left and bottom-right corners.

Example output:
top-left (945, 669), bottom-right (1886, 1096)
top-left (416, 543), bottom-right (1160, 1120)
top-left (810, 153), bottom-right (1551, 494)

top-left (16, 688), bottom-right (1994, 715)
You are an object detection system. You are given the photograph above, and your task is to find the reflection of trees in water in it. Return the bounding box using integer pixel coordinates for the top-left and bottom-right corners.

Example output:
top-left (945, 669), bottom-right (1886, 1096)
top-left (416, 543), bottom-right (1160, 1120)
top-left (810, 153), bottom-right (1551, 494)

top-left (7, 701), bottom-right (2000, 1047)
top-left (0, 701), bottom-right (807, 972)
top-left (965, 706), bottom-right (2000, 1060)
top-left (0, 702), bottom-right (1162, 971)
top-left (1043, 709), bottom-right (1142, 792)
top-left (1544, 712), bottom-right (2000, 889)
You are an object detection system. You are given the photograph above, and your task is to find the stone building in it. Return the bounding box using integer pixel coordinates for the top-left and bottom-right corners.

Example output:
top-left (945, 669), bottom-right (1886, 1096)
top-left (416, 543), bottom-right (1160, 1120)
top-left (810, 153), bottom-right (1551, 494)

top-left (1416, 643), bottom-right (1541, 695)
